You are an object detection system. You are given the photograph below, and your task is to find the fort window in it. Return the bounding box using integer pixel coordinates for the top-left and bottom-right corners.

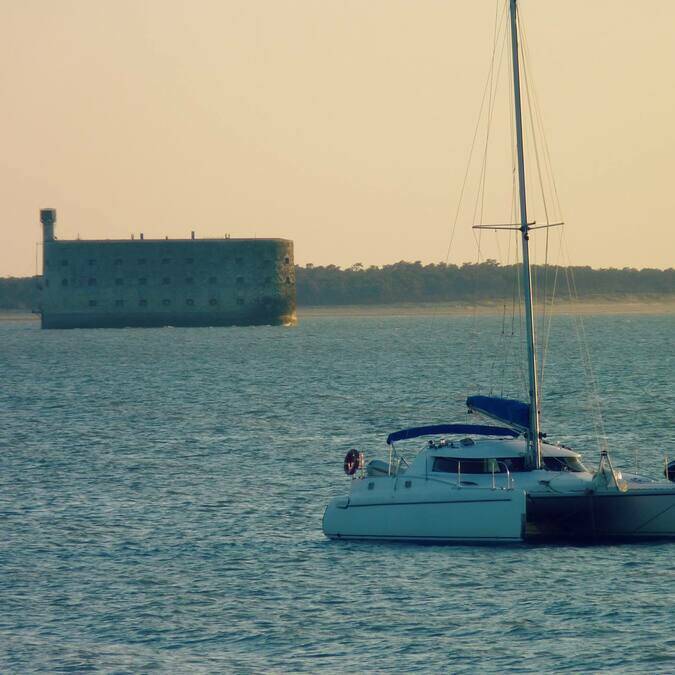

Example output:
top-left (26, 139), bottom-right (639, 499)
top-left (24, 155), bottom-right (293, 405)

top-left (139, 299), bottom-right (147, 306)
top-left (139, 277), bottom-right (147, 285)
top-left (285, 277), bottom-right (291, 284)
top-left (208, 276), bottom-right (217, 284)
top-left (209, 298), bottom-right (218, 306)
top-left (89, 300), bottom-right (97, 307)
top-left (115, 299), bottom-right (124, 307)
top-left (61, 278), bottom-right (68, 286)
top-left (162, 277), bottom-right (170, 285)
top-left (88, 278), bottom-right (97, 286)
top-left (114, 258), bottom-right (123, 265)
top-left (236, 298), bottom-right (245, 306)
top-left (138, 258), bottom-right (147, 265)
top-left (186, 298), bottom-right (194, 306)
top-left (235, 276), bottom-right (244, 285)
top-left (284, 256), bottom-right (290, 264)
top-left (162, 299), bottom-right (171, 306)
top-left (115, 278), bottom-right (124, 286)
top-left (185, 277), bottom-right (194, 284)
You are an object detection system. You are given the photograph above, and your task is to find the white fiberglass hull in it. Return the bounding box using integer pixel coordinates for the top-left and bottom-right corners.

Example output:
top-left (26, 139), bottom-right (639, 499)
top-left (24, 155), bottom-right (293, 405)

top-left (323, 480), bottom-right (526, 543)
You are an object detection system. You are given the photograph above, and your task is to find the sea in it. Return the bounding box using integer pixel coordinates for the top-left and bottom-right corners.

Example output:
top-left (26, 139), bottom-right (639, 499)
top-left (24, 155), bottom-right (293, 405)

top-left (1, 312), bottom-right (673, 673)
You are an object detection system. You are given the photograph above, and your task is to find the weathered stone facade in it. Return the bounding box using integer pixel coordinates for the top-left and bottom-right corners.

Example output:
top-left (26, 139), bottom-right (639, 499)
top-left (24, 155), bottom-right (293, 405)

top-left (38, 210), bottom-right (296, 329)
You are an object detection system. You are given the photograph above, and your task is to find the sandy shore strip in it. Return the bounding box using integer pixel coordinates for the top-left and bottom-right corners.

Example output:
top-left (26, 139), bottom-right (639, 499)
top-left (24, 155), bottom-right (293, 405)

top-left (299, 298), bottom-right (675, 318)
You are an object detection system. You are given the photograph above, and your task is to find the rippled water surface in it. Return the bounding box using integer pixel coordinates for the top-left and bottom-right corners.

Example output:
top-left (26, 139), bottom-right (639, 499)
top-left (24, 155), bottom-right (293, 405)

top-left (1, 313), bottom-right (673, 672)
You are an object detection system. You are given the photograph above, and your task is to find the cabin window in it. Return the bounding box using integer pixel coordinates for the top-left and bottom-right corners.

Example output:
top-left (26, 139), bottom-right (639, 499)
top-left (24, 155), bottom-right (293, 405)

top-left (432, 456), bottom-right (527, 474)
top-left (186, 298), bottom-right (194, 306)
top-left (115, 278), bottom-right (123, 286)
top-left (543, 456), bottom-right (587, 473)
top-left (88, 278), bottom-right (96, 286)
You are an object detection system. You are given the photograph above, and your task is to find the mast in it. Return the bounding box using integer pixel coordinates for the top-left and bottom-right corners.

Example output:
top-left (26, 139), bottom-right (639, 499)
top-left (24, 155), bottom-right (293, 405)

top-left (509, 0), bottom-right (542, 470)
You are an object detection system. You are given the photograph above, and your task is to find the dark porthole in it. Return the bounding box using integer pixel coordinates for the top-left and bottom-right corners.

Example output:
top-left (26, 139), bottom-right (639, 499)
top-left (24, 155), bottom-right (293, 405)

top-left (209, 298), bottom-right (218, 306)
top-left (236, 298), bottom-right (244, 306)
top-left (138, 258), bottom-right (147, 265)
top-left (61, 260), bottom-right (68, 267)
top-left (115, 299), bottom-right (124, 307)
top-left (138, 278), bottom-right (147, 285)
top-left (115, 278), bottom-right (123, 286)
top-left (61, 278), bottom-right (68, 287)
top-left (88, 259), bottom-right (96, 266)
top-left (185, 277), bottom-right (194, 285)
top-left (186, 299), bottom-right (194, 306)
top-left (161, 258), bottom-right (171, 265)
top-left (235, 276), bottom-right (244, 285)
top-left (88, 300), bottom-right (97, 307)
top-left (235, 257), bottom-right (243, 265)
top-left (185, 257), bottom-right (194, 264)
top-left (162, 277), bottom-right (170, 285)
top-left (208, 276), bottom-right (217, 284)
top-left (114, 259), bottom-right (123, 266)
top-left (88, 278), bottom-right (96, 286)
top-left (162, 299), bottom-right (171, 306)
top-left (139, 299), bottom-right (147, 307)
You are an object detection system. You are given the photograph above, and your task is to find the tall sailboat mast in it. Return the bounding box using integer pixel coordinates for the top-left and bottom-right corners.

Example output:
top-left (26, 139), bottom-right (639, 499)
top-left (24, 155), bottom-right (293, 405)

top-left (509, 0), bottom-right (542, 470)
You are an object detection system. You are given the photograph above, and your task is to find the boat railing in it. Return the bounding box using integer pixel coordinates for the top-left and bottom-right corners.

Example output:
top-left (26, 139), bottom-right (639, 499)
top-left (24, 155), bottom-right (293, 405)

top-left (452, 460), bottom-right (513, 491)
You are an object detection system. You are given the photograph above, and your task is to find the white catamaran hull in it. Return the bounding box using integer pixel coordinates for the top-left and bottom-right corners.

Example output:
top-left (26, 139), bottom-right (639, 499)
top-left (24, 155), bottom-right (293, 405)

top-left (323, 481), bottom-right (526, 543)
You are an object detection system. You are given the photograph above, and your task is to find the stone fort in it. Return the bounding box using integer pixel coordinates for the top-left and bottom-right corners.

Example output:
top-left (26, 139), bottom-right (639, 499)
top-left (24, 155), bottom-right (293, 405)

top-left (38, 209), bottom-right (296, 329)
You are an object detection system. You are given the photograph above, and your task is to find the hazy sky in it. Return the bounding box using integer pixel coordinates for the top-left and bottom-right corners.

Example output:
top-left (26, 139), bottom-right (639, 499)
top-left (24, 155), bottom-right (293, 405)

top-left (1, 0), bottom-right (674, 277)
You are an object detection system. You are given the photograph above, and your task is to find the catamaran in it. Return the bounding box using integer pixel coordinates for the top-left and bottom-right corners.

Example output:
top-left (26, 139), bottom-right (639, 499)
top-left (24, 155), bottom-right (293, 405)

top-left (322, 0), bottom-right (675, 543)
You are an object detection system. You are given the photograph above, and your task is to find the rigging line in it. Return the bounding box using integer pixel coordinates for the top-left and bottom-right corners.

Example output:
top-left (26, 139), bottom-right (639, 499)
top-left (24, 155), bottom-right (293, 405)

top-left (562, 243), bottom-right (608, 453)
top-left (442, 0), bottom-right (509, 266)
top-left (471, 22), bottom-right (510, 229)
top-left (539, 225), bottom-right (565, 386)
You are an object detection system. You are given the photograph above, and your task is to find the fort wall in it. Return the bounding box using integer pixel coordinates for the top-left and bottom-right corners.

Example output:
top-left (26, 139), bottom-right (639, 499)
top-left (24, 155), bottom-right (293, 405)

top-left (38, 211), bottom-right (296, 329)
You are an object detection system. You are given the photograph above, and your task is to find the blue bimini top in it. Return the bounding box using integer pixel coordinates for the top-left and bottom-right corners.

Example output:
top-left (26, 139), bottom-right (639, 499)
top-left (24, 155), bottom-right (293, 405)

top-left (386, 423), bottom-right (519, 445)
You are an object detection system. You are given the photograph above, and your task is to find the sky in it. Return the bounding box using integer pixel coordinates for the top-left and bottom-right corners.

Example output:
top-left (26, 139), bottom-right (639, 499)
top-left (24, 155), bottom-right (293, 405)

top-left (1, 0), bottom-right (674, 277)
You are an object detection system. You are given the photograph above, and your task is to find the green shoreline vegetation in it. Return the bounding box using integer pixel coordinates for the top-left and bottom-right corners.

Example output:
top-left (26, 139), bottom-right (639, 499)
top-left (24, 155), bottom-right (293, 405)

top-left (1, 261), bottom-right (673, 312)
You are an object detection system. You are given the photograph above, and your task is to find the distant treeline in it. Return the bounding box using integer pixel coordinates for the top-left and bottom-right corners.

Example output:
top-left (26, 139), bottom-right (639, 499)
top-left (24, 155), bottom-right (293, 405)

top-left (0, 276), bottom-right (38, 310)
top-left (1, 263), bottom-right (673, 309)
top-left (296, 261), bottom-right (674, 305)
